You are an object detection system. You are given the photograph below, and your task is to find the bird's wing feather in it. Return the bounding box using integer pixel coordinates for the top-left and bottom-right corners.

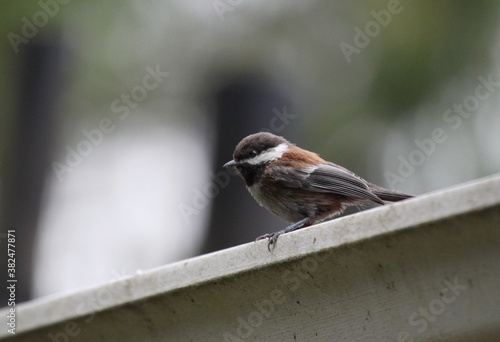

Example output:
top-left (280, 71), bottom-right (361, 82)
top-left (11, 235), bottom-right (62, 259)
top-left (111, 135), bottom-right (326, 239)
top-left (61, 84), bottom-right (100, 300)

top-left (271, 163), bottom-right (384, 205)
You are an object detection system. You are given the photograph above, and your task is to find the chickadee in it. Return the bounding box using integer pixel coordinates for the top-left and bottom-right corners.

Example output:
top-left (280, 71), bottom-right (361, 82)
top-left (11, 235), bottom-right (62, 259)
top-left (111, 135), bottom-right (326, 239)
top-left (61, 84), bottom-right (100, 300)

top-left (224, 132), bottom-right (413, 250)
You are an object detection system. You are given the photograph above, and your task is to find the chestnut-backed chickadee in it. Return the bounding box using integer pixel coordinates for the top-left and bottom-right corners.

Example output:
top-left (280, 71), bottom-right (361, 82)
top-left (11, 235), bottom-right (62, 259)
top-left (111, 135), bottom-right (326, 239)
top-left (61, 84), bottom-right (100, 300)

top-left (224, 132), bottom-right (413, 250)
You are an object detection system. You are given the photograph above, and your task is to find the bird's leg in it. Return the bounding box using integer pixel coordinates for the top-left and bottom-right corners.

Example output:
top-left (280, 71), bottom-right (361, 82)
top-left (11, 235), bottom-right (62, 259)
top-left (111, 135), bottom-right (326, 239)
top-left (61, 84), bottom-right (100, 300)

top-left (256, 217), bottom-right (311, 252)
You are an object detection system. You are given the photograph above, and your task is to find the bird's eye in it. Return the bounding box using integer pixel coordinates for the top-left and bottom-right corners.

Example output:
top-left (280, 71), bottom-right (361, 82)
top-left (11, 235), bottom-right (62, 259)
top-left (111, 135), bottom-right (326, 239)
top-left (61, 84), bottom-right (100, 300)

top-left (250, 150), bottom-right (258, 157)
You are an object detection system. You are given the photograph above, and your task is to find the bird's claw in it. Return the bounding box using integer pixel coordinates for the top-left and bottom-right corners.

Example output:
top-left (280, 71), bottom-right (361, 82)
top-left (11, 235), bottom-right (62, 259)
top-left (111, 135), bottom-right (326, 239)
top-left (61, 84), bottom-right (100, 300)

top-left (256, 232), bottom-right (281, 252)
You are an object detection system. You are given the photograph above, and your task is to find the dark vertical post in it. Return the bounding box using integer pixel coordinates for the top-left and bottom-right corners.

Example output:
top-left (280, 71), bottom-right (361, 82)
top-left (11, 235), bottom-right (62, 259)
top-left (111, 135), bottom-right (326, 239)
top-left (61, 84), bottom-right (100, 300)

top-left (1, 38), bottom-right (64, 302)
top-left (202, 74), bottom-right (298, 252)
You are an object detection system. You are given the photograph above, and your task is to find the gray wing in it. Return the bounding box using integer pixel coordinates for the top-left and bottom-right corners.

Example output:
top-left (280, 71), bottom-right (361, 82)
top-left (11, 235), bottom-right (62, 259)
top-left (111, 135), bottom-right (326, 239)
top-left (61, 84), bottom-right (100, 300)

top-left (272, 163), bottom-right (384, 205)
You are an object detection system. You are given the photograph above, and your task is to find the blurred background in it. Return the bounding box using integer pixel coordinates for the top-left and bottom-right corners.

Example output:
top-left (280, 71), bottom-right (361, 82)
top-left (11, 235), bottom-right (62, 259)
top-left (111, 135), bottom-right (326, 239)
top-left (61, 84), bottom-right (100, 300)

top-left (1, 1), bottom-right (499, 303)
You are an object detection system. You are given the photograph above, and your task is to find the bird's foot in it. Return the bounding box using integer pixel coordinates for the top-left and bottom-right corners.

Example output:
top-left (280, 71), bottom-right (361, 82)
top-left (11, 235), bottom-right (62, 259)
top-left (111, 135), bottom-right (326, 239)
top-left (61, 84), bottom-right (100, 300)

top-left (255, 232), bottom-right (282, 252)
top-left (255, 217), bottom-right (311, 252)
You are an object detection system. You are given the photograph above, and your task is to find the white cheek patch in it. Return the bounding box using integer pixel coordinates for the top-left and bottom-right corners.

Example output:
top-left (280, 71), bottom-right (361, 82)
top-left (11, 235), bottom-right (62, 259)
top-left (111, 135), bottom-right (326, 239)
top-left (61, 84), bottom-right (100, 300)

top-left (243, 143), bottom-right (289, 165)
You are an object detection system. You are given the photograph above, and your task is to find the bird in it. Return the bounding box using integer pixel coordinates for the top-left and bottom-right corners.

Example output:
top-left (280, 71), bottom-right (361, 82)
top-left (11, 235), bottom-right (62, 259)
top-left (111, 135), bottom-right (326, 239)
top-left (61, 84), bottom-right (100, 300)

top-left (224, 132), bottom-right (413, 251)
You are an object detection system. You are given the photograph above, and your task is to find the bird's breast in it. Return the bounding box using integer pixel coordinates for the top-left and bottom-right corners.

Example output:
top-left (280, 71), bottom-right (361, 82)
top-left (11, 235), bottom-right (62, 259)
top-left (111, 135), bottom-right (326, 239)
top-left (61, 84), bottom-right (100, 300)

top-left (246, 183), bottom-right (306, 223)
top-left (247, 183), bottom-right (267, 208)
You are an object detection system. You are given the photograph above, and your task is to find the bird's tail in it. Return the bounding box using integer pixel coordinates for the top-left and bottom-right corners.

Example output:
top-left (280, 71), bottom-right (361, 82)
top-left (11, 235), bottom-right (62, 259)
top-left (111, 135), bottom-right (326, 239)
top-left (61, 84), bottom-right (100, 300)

top-left (368, 183), bottom-right (414, 202)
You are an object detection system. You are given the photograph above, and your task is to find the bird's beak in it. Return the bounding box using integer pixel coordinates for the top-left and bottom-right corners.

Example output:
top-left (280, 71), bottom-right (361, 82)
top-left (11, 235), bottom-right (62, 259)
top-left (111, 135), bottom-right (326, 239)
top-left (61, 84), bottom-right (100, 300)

top-left (224, 160), bottom-right (238, 167)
